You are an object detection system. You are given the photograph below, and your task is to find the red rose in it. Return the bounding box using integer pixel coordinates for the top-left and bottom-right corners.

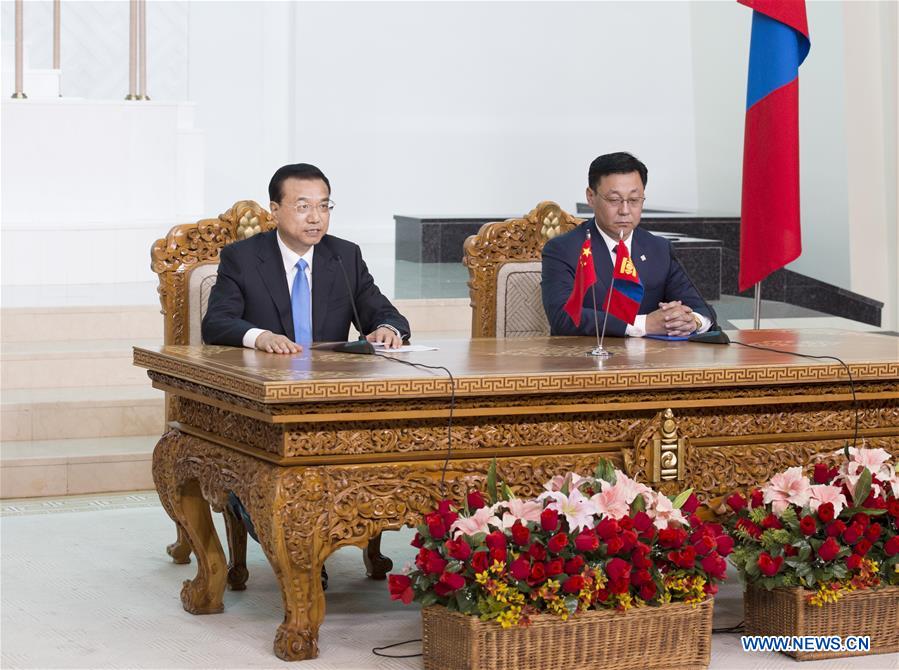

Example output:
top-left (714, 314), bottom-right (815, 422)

top-left (574, 528), bottom-right (599, 553)
top-left (668, 545), bottom-right (697, 569)
top-left (817, 537), bottom-right (841, 562)
top-left (620, 530), bottom-right (638, 553)
top-left (618, 515), bottom-right (634, 530)
top-left (606, 536), bottom-right (625, 555)
top-left (595, 518), bottom-right (620, 540)
top-left (605, 557), bottom-right (631, 584)
top-left (865, 523), bottom-right (882, 542)
top-left (692, 533), bottom-right (717, 556)
top-left (735, 517), bottom-right (762, 540)
top-left (510, 557), bottom-right (530, 581)
top-left (750, 489), bottom-right (764, 508)
top-left (437, 499), bottom-right (453, 516)
top-left (761, 514), bottom-right (783, 530)
top-left (484, 530), bottom-right (506, 551)
top-left (888, 500), bottom-right (899, 519)
top-left (510, 520), bottom-right (530, 546)
top-left (726, 492), bottom-right (747, 511)
top-left (424, 550), bottom-right (447, 575)
top-left (701, 553), bottom-right (728, 579)
top-left (783, 544), bottom-right (797, 556)
top-left (682, 493), bottom-right (700, 514)
top-left (826, 520), bottom-right (847, 537)
top-left (466, 490), bottom-right (486, 511)
top-left (433, 570), bottom-right (466, 596)
top-left (813, 462), bottom-right (837, 484)
top-left (490, 547), bottom-right (507, 564)
top-left (846, 553), bottom-right (862, 571)
top-left (445, 537), bottom-right (472, 561)
top-left (630, 568), bottom-right (652, 586)
top-left (528, 543), bottom-right (547, 561)
top-left (851, 512), bottom-right (871, 528)
top-left (632, 511), bottom-right (654, 533)
top-left (547, 532), bottom-right (569, 554)
top-left (658, 527), bottom-right (687, 548)
top-left (411, 533), bottom-right (425, 548)
top-left (470, 551), bottom-right (490, 574)
top-left (639, 582), bottom-right (657, 601)
top-left (425, 513), bottom-right (447, 539)
top-left (817, 502), bottom-right (835, 524)
top-left (540, 508), bottom-right (559, 532)
top-left (545, 559), bottom-right (564, 577)
top-left (884, 535), bottom-right (899, 556)
top-left (704, 582), bottom-right (719, 596)
top-left (609, 578), bottom-right (630, 595)
top-left (757, 552), bottom-right (783, 576)
top-left (853, 539), bottom-right (872, 556)
top-left (565, 555), bottom-right (585, 575)
top-left (799, 515), bottom-right (817, 536)
top-left (388, 573), bottom-right (414, 604)
top-left (562, 575), bottom-right (585, 594)
top-left (631, 547), bottom-right (652, 570)
top-left (527, 562), bottom-right (546, 585)
top-left (716, 535), bottom-right (735, 556)
top-left (842, 524), bottom-right (863, 544)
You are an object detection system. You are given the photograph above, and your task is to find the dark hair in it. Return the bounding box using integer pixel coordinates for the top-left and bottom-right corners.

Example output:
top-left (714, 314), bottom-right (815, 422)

top-left (268, 163), bottom-right (331, 203)
top-left (587, 152), bottom-right (648, 191)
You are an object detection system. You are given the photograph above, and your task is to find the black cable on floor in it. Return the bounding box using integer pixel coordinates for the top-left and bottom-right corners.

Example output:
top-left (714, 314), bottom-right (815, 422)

top-left (730, 340), bottom-right (859, 449)
top-left (374, 352), bottom-right (457, 494)
top-left (713, 620), bottom-right (745, 634)
top-left (372, 638), bottom-right (422, 658)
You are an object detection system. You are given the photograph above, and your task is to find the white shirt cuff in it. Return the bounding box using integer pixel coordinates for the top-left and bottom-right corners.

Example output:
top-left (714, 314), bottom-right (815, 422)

top-left (377, 324), bottom-right (401, 338)
top-left (243, 328), bottom-right (266, 349)
top-left (695, 313), bottom-right (711, 334)
top-left (626, 314), bottom-right (647, 338)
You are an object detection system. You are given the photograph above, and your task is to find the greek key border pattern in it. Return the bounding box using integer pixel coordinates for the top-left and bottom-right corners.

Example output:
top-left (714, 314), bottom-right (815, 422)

top-left (135, 349), bottom-right (899, 403)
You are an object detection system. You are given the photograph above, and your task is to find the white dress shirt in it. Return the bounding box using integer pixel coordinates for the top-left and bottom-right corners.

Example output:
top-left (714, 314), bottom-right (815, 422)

top-left (593, 224), bottom-right (710, 337)
top-left (241, 233), bottom-right (314, 348)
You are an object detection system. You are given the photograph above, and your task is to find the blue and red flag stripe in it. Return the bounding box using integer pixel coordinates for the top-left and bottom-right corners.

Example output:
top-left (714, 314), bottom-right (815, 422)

top-left (604, 240), bottom-right (644, 325)
top-left (738, 0), bottom-right (810, 291)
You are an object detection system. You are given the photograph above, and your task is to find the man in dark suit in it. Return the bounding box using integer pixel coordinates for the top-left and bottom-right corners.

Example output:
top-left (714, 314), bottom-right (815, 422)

top-left (542, 152), bottom-right (715, 337)
top-left (202, 163), bottom-right (410, 352)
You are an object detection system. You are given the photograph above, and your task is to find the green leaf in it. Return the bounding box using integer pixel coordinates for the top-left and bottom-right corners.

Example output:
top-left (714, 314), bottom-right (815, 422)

top-left (501, 483), bottom-right (515, 502)
top-left (630, 495), bottom-right (646, 513)
top-left (420, 592), bottom-right (438, 607)
top-left (843, 507), bottom-right (887, 516)
top-left (672, 489), bottom-right (694, 510)
top-left (798, 544), bottom-right (811, 562)
top-left (487, 459), bottom-right (498, 505)
top-left (853, 467), bottom-right (872, 506)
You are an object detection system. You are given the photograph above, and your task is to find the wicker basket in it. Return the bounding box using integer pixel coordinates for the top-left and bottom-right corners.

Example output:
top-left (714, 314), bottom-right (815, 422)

top-left (744, 585), bottom-right (899, 661)
top-left (421, 599), bottom-right (713, 670)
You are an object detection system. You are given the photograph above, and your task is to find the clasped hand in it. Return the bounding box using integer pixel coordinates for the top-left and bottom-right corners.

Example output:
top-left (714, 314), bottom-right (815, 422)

top-left (645, 301), bottom-right (698, 337)
top-left (254, 326), bottom-right (403, 353)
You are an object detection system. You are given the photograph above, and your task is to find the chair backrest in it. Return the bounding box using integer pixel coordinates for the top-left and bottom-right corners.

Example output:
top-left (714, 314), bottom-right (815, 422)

top-left (463, 201), bottom-right (583, 338)
top-left (150, 200), bottom-right (276, 346)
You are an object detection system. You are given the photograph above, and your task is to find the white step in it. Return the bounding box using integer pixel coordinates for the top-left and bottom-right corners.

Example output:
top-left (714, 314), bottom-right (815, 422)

top-left (1, 306), bottom-right (162, 343)
top-left (0, 435), bottom-right (158, 499)
top-left (1, 385), bottom-right (164, 441)
top-left (1, 338), bottom-right (159, 389)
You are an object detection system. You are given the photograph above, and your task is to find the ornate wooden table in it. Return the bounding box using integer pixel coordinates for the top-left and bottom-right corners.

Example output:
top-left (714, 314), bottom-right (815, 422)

top-left (134, 329), bottom-right (898, 661)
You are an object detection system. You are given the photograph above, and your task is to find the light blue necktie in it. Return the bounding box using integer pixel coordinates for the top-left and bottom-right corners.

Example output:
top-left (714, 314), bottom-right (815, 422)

top-left (291, 259), bottom-right (312, 345)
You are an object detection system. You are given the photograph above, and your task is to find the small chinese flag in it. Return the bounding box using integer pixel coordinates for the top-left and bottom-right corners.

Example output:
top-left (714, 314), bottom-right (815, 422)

top-left (563, 236), bottom-right (597, 327)
top-left (603, 240), bottom-right (645, 325)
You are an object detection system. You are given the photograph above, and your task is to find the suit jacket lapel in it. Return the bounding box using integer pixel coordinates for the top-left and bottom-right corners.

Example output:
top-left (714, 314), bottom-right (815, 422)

top-left (257, 231), bottom-right (294, 339)
top-left (311, 239), bottom-right (338, 341)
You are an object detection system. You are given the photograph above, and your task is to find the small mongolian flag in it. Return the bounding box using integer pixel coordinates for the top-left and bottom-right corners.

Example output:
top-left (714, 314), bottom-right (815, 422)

top-left (563, 235), bottom-right (597, 327)
top-left (604, 239), bottom-right (644, 325)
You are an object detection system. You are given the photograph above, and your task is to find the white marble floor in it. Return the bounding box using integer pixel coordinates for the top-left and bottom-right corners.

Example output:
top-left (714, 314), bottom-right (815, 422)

top-left (1, 492), bottom-right (896, 670)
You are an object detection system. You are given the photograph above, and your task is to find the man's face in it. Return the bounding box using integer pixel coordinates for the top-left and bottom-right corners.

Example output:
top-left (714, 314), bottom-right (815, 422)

top-left (585, 171), bottom-right (645, 241)
top-left (270, 177), bottom-right (331, 254)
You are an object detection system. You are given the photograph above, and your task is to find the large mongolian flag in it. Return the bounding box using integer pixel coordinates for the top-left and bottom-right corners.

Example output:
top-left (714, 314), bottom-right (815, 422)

top-left (604, 239), bottom-right (644, 325)
top-left (738, 0), bottom-right (810, 291)
top-left (563, 236), bottom-right (597, 327)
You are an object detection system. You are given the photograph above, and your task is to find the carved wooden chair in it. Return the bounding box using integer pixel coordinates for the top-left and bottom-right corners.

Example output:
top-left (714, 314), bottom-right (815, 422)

top-left (463, 201), bottom-right (583, 338)
top-left (150, 200), bottom-right (390, 586)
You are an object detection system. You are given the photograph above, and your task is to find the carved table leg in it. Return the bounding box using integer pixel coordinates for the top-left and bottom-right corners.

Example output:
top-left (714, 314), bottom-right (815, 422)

top-left (363, 533), bottom-right (392, 580)
top-left (174, 479), bottom-right (227, 615)
top-left (223, 503), bottom-right (249, 591)
top-left (166, 524), bottom-right (192, 564)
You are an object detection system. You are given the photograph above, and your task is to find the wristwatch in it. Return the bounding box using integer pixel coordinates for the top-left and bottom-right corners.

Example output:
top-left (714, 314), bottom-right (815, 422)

top-left (691, 313), bottom-right (703, 332)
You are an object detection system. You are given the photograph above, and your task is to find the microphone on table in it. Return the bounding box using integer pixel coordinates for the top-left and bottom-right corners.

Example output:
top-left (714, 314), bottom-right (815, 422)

top-left (326, 242), bottom-right (375, 355)
top-left (669, 248), bottom-right (730, 345)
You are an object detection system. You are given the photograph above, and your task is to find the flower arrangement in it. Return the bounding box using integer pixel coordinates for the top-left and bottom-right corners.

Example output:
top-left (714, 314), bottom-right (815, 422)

top-left (388, 460), bottom-right (730, 628)
top-left (724, 446), bottom-right (899, 606)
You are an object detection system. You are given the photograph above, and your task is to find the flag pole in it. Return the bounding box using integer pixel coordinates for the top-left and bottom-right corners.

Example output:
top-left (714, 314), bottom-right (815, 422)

top-left (752, 282), bottom-right (761, 329)
top-left (589, 229), bottom-right (620, 358)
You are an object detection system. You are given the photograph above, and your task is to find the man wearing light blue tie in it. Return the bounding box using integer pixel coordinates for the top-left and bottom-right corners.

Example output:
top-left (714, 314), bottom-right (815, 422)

top-left (202, 163), bottom-right (410, 352)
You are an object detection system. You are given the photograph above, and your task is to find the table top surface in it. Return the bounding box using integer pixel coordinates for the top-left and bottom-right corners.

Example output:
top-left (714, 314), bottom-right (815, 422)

top-left (133, 329), bottom-right (898, 403)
